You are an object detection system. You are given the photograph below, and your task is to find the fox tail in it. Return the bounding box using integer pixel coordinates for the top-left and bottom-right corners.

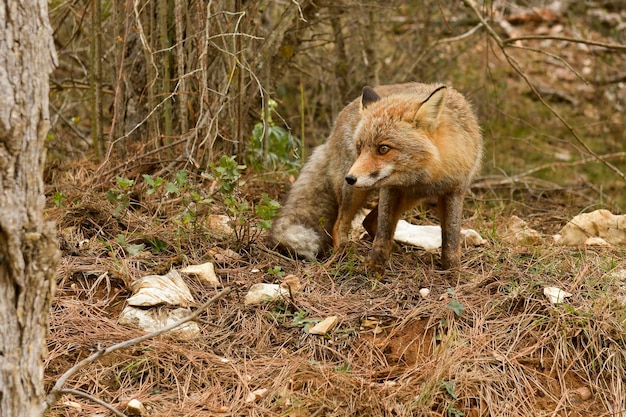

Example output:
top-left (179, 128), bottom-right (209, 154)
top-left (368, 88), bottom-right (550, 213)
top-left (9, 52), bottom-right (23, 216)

top-left (269, 144), bottom-right (337, 259)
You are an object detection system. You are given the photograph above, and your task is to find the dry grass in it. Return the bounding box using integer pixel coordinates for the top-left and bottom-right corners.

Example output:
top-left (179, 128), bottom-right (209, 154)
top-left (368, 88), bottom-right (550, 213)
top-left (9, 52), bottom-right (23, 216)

top-left (43, 166), bottom-right (626, 417)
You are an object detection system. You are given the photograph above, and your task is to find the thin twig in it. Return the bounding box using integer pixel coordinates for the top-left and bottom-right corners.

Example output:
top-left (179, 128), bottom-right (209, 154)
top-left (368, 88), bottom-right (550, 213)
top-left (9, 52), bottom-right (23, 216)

top-left (43, 286), bottom-right (233, 412)
top-left (503, 35), bottom-right (626, 51)
top-left (435, 22), bottom-right (484, 45)
top-left (59, 388), bottom-right (128, 417)
top-left (507, 43), bottom-right (587, 84)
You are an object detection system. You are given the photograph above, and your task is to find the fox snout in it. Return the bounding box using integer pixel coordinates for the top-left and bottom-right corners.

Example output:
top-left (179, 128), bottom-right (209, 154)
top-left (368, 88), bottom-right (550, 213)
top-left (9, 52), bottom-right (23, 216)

top-left (345, 175), bottom-right (357, 185)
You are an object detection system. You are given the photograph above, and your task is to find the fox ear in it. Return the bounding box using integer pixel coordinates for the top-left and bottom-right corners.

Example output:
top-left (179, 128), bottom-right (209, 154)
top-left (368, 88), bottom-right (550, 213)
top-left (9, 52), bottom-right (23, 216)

top-left (361, 86), bottom-right (381, 111)
top-left (413, 86), bottom-right (447, 128)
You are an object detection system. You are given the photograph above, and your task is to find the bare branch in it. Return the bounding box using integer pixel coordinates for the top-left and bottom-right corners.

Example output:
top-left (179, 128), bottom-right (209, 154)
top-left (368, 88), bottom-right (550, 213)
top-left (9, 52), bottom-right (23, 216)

top-left (503, 35), bottom-right (626, 51)
top-left (59, 388), bottom-right (129, 417)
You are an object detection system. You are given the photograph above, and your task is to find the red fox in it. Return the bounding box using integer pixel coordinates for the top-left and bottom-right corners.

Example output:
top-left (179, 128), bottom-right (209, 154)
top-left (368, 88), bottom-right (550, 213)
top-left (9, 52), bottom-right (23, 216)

top-left (270, 83), bottom-right (483, 272)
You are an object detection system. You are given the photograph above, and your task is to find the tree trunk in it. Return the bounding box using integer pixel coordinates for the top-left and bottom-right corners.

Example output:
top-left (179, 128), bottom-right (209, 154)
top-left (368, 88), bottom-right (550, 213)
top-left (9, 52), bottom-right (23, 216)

top-left (0, 1), bottom-right (59, 416)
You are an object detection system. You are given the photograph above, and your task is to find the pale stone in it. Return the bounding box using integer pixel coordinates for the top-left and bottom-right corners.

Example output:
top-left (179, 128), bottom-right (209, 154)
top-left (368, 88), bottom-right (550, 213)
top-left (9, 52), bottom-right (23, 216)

top-left (245, 388), bottom-right (268, 403)
top-left (126, 269), bottom-right (194, 307)
top-left (118, 306), bottom-right (200, 339)
top-left (543, 287), bottom-right (572, 304)
top-left (207, 214), bottom-right (233, 235)
top-left (181, 262), bottom-right (220, 286)
top-left (244, 283), bottom-right (288, 305)
top-left (557, 210), bottom-right (626, 246)
top-left (393, 220), bottom-right (485, 250)
top-left (499, 215), bottom-right (542, 245)
top-left (126, 399), bottom-right (147, 416)
top-left (308, 316), bottom-right (339, 335)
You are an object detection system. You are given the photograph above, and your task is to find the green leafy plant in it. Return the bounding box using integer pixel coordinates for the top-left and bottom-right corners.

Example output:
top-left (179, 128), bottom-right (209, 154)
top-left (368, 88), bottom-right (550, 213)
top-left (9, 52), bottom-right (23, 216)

top-left (52, 191), bottom-right (67, 208)
top-left (206, 155), bottom-right (282, 247)
top-left (106, 175), bottom-right (134, 216)
top-left (143, 174), bottom-right (165, 195)
top-left (208, 155), bottom-right (265, 247)
top-left (142, 170), bottom-right (212, 230)
top-left (447, 299), bottom-right (465, 317)
top-left (116, 234), bottom-right (146, 256)
top-left (447, 289), bottom-right (465, 317)
top-left (291, 310), bottom-right (318, 333)
top-left (146, 237), bottom-right (169, 254)
top-left (440, 380), bottom-right (465, 417)
top-left (248, 98), bottom-right (301, 171)
top-left (143, 170), bottom-right (187, 197)
top-left (255, 193), bottom-right (281, 230)
top-left (267, 265), bottom-right (285, 278)
top-left (210, 155), bottom-right (246, 195)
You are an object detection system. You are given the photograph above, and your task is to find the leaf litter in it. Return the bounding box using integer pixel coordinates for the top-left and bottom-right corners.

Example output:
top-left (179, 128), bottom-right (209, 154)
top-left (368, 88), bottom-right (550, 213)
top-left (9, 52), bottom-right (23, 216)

top-left (43, 162), bottom-right (626, 417)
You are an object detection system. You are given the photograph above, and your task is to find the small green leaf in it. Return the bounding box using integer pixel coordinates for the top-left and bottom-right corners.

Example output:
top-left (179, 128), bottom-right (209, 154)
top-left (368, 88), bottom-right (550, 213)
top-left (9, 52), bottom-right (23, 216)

top-left (447, 299), bottom-right (465, 317)
top-left (165, 182), bottom-right (179, 194)
top-left (127, 243), bottom-right (146, 256)
top-left (52, 192), bottom-right (66, 208)
top-left (143, 174), bottom-right (155, 186)
top-left (116, 234), bottom-right (127, 246)
top-left (175, 170), bottom-right (188, 186)
top-left (116, 176), bottom-right (134, 189)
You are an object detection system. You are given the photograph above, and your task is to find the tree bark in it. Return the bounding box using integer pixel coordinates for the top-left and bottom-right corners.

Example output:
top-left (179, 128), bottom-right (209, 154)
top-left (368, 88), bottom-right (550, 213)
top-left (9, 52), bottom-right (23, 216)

top-left (0, 1), bottom-right (59, 416)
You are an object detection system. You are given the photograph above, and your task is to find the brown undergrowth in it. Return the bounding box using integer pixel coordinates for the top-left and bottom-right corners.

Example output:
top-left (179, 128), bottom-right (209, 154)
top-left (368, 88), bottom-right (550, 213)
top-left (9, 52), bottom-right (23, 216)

top-left (43, 161), bottom-right (626, 417)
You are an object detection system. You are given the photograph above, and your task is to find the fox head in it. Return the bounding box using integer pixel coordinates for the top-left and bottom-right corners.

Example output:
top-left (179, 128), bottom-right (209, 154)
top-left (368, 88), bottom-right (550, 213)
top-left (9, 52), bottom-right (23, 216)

top-left (345, 85), bottom-right (447, 189)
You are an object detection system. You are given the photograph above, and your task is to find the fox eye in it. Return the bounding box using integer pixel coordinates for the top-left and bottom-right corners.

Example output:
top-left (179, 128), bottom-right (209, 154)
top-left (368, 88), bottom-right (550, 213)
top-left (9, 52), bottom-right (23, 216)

top-left (378, 144), bottom-right (391, 155)
top-left (356, 142), bottom-right (363, 154)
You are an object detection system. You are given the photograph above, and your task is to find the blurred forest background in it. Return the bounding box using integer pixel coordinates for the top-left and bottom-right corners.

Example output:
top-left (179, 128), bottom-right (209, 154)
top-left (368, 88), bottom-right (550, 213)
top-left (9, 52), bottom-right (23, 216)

top-left (47, 0), bottom-right (625, 208)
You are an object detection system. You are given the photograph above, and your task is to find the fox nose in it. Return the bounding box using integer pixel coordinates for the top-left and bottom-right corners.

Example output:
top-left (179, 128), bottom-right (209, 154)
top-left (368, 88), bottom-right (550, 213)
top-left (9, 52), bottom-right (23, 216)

top-left (345, 175), bottom-right (357, 185)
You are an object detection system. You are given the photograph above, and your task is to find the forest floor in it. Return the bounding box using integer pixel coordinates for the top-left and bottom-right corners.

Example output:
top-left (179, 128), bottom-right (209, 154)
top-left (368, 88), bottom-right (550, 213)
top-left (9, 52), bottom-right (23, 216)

top-left (43, 162), bottom-right (626, 416)
top-left (42, 6), bottom-right (626, 416)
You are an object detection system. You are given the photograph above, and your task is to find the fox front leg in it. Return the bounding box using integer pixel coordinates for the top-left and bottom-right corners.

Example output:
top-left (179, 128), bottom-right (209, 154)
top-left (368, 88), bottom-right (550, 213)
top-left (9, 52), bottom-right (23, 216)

top-left (333, 187), bottom-right (370, 252)
top-left (366, 188), bottom-right (404, 272)
top-left (438, 192), bottom-right (464, 269)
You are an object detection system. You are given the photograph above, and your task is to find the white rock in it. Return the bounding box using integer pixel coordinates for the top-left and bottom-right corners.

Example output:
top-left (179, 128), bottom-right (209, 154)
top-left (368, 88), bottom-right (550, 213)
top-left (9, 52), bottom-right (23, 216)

top-left (393, 220), bottom-right (485, 250)
top-left (584, 236), bottom-right (610, 247)
top-left (394, 222), bottom-right (441, 250)
top-left (500, 215), bottom-right (542, 245)
top-left (543, 287), bottom-right (572, 304)
top-left (308, 316), bottom-right (339, 335)
top-left (280, 274), bottom-right (302, 293)
top-left (126, 269), bottom-right (194, 307)
top-left (126, 399), bottom-right (147, 416)
top-left (207, 214), bottom-right (233, 235)
top-left (181, 262), bottom-right (220, 286)
top-left (62, 401), bottom-right (82, 412)
top-left (557, 210), bottom-right (626, 246)
top-left (245, 388), bottom-right (268, 403)
top-left (461, 228), bottom-right (488, 246)
top-left (244, 283), bottom-right (288, 305)
top-left (118, 306), bottom-right (200, 339)
top-left (207, 247), bottom-right (242, 263)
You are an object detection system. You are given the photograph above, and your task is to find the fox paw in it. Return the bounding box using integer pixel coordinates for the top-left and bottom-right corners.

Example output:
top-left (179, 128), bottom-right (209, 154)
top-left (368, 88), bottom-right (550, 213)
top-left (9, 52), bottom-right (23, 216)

top-left (362, 259), bottom-right (385, 277)
top-left (440, 255), bottom-right (461, 270)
